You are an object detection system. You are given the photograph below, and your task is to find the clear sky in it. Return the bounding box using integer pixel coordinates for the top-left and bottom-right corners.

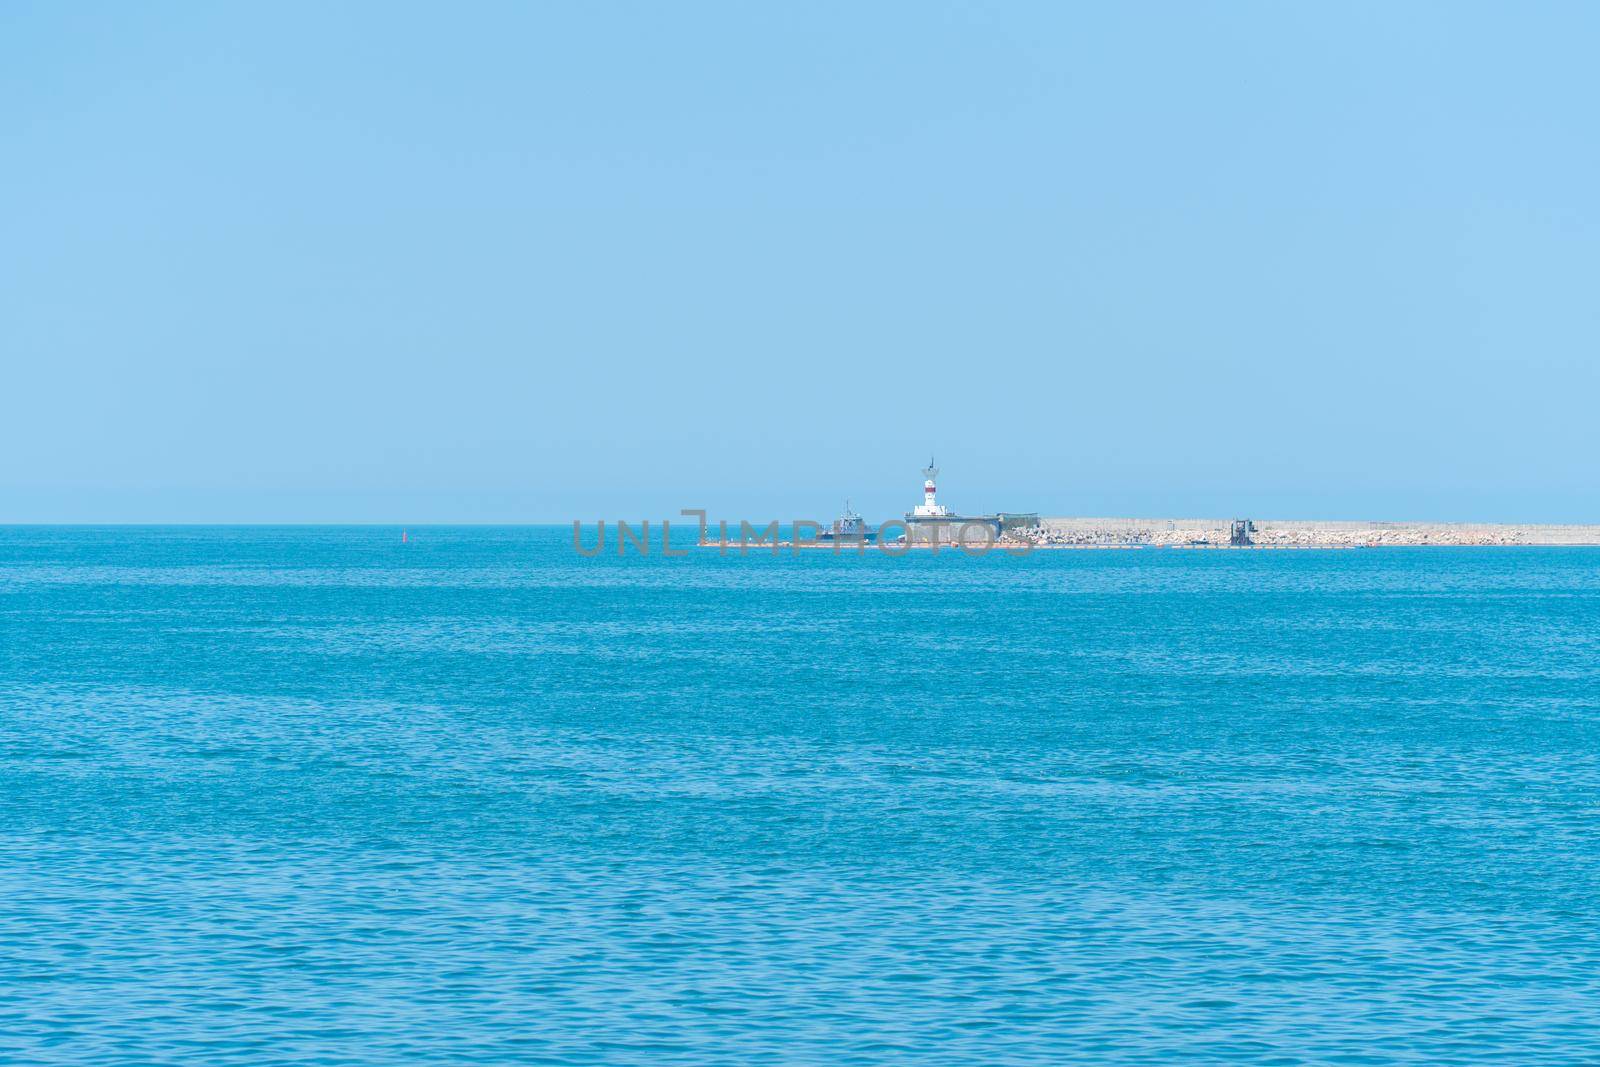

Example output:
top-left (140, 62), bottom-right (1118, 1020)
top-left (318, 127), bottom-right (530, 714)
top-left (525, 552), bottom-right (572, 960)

top-left (4, 2), bottom-right (1598, 523)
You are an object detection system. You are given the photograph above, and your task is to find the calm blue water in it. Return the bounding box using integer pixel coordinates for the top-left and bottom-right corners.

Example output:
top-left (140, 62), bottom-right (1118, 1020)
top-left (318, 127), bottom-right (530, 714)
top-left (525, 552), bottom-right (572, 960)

top-left (3, 526), bottom-right (1598, 1064)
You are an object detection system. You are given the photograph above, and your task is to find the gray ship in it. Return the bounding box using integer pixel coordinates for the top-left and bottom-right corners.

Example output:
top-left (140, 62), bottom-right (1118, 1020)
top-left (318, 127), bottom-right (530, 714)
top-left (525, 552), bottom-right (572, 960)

top-left (818, 500), bottom-right (875, 544)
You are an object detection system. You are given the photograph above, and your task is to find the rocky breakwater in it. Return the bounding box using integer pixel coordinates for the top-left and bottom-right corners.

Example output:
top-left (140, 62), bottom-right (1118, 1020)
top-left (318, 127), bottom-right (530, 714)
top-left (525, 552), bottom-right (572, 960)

top-left (1009, 519), bottom-right (1600, 549)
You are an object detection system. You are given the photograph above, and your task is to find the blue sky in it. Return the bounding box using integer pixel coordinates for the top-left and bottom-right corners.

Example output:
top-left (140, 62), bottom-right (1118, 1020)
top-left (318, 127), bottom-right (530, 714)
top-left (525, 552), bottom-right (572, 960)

top-left (4, 2), bottom-right (1597, 522)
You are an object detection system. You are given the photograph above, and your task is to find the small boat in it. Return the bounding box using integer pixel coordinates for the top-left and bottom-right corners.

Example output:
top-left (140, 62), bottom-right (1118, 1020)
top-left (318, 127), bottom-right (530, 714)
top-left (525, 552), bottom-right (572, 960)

top-left (818, 500), bottom-right (875, 543)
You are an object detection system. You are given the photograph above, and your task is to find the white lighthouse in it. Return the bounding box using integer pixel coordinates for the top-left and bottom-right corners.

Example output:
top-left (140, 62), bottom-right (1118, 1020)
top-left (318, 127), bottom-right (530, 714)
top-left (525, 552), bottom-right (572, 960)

top-left (901, 456), bottom-right (1036, 545)
top-left (913, 457), bottom-right (951, 518)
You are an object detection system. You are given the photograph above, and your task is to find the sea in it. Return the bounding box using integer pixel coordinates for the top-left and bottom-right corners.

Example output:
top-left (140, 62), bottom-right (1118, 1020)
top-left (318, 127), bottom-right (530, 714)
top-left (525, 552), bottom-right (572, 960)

top-left (3, 525), bottom-right (1598, 1064)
